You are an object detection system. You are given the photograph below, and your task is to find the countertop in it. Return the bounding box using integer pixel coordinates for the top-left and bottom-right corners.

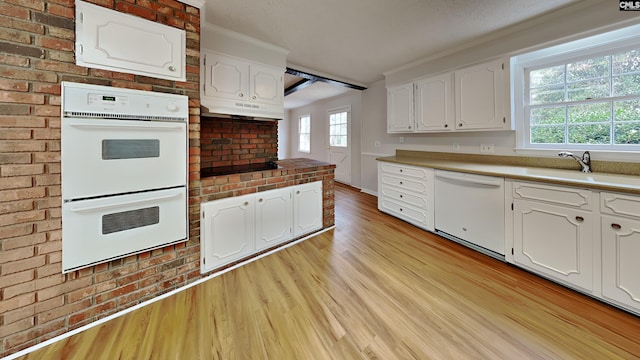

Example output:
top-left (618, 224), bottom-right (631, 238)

top-left (378, 151), bottom-right (640, 195)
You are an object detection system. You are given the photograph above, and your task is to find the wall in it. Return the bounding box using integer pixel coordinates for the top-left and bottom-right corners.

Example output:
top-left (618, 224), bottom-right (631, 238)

top-left (286, 90), bottom-right (363, 188)
top-left (0, 0), bottom-right (201, 356)
top-left (200, 117), bottom-right (278, 168)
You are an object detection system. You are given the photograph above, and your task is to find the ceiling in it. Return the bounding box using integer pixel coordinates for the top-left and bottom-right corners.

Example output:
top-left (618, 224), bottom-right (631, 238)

top-left (202, 0), bottom-right (578, 109)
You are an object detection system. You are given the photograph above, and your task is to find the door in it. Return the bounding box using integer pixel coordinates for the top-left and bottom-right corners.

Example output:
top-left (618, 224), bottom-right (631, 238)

top-left (255, 188), bottom-right (292, 251)
top-left (602, 216), bottom-right (640, 311)
top-left (387, 83), bottom-right (414, 133)
top-left (328, 106), bottom-right (351, 184)
top-left (201, 195), bottom-right (255, 273)
top-left (513, 200), bottom-right (594, 292)
top-left (415, 74), bottom-right (454, 132)
top-left (293, 181), bottom-right (323, 237)
top-left (455, 58), bottom-right (507, 130)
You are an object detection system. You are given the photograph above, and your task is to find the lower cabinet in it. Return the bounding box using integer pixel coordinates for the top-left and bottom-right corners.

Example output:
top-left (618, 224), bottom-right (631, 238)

top-left (601, 192), bottom-right (640, 312)
top-left (201, 181), bottom-right (322, 273)
top-left (512, 181), bottom-right (595, 293)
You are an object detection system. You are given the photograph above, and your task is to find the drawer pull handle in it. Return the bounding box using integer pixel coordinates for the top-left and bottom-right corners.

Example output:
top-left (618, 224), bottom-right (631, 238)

top-left (244, 202), bottom-right (249, 206)
top-left (399, 181), bottom-right (403, 185)
top-left (400, 169), bottom-right (403, 173)
top-left (400, 208), bottom-right (403, 212)
top-left (399, 195), bottom-right (403, 198)
top-left (611, 223), bottom-right (622, 230)
top-left (259, 198), bottom-right (263, 203)
top-left (575, 216), bottom-right (584, 222)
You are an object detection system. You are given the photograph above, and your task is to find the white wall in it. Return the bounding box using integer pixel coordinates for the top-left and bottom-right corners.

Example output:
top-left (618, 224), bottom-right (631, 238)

top-left (284, 90), bottom-right (363, 187)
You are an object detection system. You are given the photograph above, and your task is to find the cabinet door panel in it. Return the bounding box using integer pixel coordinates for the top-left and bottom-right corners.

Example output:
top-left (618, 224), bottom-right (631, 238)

top-left (205, 54), bottom-right (248, 100)
top-left (293, 181), bottom-right (323, 237)
top-left (602, 216), bottom-right (640, 311)
top-left (255, 188), bottom-right (292, 251)
top-left (201, 196), bottom-right (255, 273)
top-left (415, 74), bottom-right (453, 132)
top-left (250, 64), bottom-right (283, 105)
top-left (455, 59), bottom-right (507, 130)
top-left (513, 200), bottom-right (593, 291)
top-left (387, 83), bottom-right (414, 133)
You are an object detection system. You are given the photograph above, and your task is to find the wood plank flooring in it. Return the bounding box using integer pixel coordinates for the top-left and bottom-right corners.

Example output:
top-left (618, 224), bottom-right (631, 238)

top-left (17, 184), bottom-right (640, 359)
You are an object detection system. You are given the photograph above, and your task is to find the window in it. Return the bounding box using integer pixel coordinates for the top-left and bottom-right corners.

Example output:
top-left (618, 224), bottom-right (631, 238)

top-left (513, 24), bottom-right (640, 154)
top-left (329, 110), bottom-right (348, 147)
top-left (298, 115), bottom-right (310, 153)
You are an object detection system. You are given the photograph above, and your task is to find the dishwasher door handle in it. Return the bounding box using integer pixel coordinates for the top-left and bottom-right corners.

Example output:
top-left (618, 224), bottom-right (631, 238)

top-left (435, 171), bottom-right (502, 187)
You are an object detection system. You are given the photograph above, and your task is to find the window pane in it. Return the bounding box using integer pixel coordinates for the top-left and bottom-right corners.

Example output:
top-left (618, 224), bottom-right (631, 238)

top-left (530, 66), bottom-right (565, 88)
top-left (567, 56), bottom-right (609, 82)
top-left (614, 122), bottom-right (640, 144)
top-left (531, 125), bottom-right (565, 144)
top-left (615, 99), bottom-right (640, 121)
top-left (568, 102), bottom-right (610, 124)
top-left (612, 49), bottom-right (640, 75)
top-left (568, 123), bottom-right (610, 144)
top-left (531, 106), bottom-right (566, 125)
top-left (530, 84), bottom-right (564, 105)
top-left (567, 78), bottom-right (609, 101)
top-left (613, 74), bottom-right (640, 96)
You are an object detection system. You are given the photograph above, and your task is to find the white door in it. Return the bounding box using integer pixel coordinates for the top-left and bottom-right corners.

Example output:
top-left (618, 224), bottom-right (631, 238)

top-left (201, 195), bottom-right (255, 273)
top-left (327, 106), bottom-right (351, 184)
top-left (255, 188), bottom-right (292, 251)
top-left (293, 181), bottom-right (323, 237)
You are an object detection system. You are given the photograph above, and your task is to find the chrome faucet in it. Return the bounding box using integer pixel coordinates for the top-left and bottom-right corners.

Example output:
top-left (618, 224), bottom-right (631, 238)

top-left (558, 151), bottom-right (591, 173)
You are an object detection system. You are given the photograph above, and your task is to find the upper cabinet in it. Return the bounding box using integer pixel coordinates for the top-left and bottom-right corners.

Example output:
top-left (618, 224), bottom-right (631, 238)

top-left (200, 24), bottom-right (288, 120)
top-left (386, 58), bottom-right (510, 133)
top-left (75, 0), bottom-right (186, 81)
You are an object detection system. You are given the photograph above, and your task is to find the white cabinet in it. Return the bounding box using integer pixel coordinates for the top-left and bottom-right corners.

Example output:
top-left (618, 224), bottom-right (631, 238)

top-left (75, 0), bottom-right (186, 81)
top-left (415, 73), bottom-right (454, 132)
top-left (387, 83), bottom-right (414, 133)
top-left (293, 181), bottom-right (324, 237)
top-left (202, 50), bottom-right (284, 119)
top-left (601, 192), bottom-right (640, 313)
top-left (201, 195), bottom-right (255, 272)
top-left (512, 181), bottom-right (595, 292)
top-left (201, 182), bottom-right (322, 273)
top-left (454, 58), bottom-right (509, 131)
top-left (255, 188), bottom-right (293, 251)
top-left (386, 58), bottom-right (508, 133)
top-left (377, 162), bottom-right (434, 231)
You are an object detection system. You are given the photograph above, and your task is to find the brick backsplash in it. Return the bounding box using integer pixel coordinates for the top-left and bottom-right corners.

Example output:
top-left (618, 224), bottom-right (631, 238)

top-left (0, 0), bottom-right (202, 356)
top-left (200, 117), bottom-right (279, 168)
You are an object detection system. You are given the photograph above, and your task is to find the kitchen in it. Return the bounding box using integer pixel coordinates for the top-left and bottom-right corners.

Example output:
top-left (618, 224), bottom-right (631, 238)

top-left (2, 0), bottom-right (640, 358)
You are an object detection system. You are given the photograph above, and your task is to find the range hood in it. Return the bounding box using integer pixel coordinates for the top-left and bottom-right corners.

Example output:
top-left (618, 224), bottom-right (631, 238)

top-left (200, 104), bottom-right (282, 121)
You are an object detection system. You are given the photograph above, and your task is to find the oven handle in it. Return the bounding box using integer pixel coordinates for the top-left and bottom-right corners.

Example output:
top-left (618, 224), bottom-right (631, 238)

top-left (67, 122), bottom-right (185, 131)
top-left (435, 171), bottom-right (502, 187)
top-left (66, 190), bottom-right (183, 213)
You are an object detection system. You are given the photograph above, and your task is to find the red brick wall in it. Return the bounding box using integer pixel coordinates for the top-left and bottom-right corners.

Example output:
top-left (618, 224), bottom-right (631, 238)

top-left (0, 0), bottom-right (202, 356)
top-left (200, 117), bottom-right (279, 168)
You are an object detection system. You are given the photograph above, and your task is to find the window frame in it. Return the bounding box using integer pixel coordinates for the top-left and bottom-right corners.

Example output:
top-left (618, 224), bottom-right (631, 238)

top-left (328, 108), bottom-right (349, 148)
top-left (512, 23), bottom-right (640, 160)
top-left (298, 114), bottom-right (311, 153)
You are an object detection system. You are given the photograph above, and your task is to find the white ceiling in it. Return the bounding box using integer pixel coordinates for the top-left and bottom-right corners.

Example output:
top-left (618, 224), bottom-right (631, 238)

top-left (202, 0), bottom-right (578, 108)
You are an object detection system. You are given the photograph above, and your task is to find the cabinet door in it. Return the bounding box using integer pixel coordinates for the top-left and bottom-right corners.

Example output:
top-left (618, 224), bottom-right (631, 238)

top-left (201, 195), bottom-right (255, 273)
top-left (255, 188), bottom-right (292, 251)
top-left (602, 216), bottom-right (640, 312)
top-left (454, 59), bottom-right (508, 130)
top-left (76, 0), bottom-right (185, 81)
top-left (203, 52), bottom-right (249, 100)
top-left (387, 83), bottom-right (414, 133)
top-left (513, 199), bottom-right (594, 292)
top-left (293, 181), bottom-right (323, 237)
top-left (250, 64), bottom-right (284, 106)
top-left (415, 74), bottom-right (454, 132)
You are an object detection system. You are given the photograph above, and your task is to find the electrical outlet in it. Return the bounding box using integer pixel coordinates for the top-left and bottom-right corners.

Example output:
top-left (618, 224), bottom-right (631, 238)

top-left (399, 137), bottom-right (405, 144)
top-left (374, 141), bottom-right (381, 148)
top-left (452, 143), bottom-right (460, 152)
top-left (480, 144), bottom-right (494, 153)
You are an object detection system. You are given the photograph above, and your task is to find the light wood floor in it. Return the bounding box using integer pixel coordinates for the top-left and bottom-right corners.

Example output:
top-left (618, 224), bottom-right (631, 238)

top-left (18, 184), bottom-right (640, 359)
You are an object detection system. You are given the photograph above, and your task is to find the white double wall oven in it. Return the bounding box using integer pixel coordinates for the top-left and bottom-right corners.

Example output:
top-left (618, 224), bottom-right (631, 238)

top-left (61, 82), bottom-right (189, 273)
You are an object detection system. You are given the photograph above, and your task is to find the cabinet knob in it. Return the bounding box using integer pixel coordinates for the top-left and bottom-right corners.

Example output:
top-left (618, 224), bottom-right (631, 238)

top-left (444, 124), bottom-right (448, 128)
top-left (296, 190), bottom-right (301, 194)
top-left (239, 93), bottom-right (244, 97)
top-left (399, 181), bottom-right (403, 185)
top-left (408, 125), bottom-right (412, 129)
top-left (259, 198), bottom-right (263, 203)
top-left (244, 201), bottom-right (249, 206)
top-left (399, 169), bottom-right (403, 173)
top-left (252, 96), bottom-right (257, 100)
top-left (575, 216), bottom-right (584, 222)
top-left (168, 65), bottom-right (176, 71)
top-left (399, 195), bottom-right (403, 198)
top-left (458, 123), bottom-right (463, 127)
top-left (611, 223), bottom-right (622, 230)
top-left (399, 208), bottom-right (403, 212)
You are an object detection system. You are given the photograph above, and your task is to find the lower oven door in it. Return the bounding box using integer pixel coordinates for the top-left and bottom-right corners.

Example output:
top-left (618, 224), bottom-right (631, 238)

top-left (62, 187), bottom-right (187, 272)
top-left (61, 118), bottom-right (187, 200)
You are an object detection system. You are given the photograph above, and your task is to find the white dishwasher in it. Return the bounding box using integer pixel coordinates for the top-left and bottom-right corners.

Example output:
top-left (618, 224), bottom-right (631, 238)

top-left (434, 170), bottom-right (505, 257)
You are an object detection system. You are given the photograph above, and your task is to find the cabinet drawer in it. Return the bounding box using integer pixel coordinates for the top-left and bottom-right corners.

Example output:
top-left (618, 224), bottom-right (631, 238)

top-left (379, 197), bottom-right (431, 230)
top-left (512, 181), bottom-right (593, 210)
top-left (380, 162), bottom-right (430, 180)
top-left (381, 173), bottom-right (427, 194)
top-left (601, 192), bottom-right (640, 219)
top-left (380, 184), bottom-right (428, 209)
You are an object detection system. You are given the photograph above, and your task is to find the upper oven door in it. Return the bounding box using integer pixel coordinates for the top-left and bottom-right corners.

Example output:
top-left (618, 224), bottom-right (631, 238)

top-left (62, 117), bottom-right (187, 200)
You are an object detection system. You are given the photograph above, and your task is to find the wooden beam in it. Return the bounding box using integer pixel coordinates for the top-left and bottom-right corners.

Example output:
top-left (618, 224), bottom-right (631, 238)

top-left (284, 78), bottom-right (317, 96)
top-left (286, 68), bottom-right (367, 91)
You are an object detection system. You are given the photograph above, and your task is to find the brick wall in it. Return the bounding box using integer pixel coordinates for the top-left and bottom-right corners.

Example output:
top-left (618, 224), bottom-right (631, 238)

top-left (200, 117), bottom-right (279, 168)
top-left (0, 0), bottom-right (202, 356)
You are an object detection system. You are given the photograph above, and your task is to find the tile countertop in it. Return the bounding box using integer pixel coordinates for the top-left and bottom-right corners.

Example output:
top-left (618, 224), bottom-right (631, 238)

top-left (377, 151), bottom-right (640, 195)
